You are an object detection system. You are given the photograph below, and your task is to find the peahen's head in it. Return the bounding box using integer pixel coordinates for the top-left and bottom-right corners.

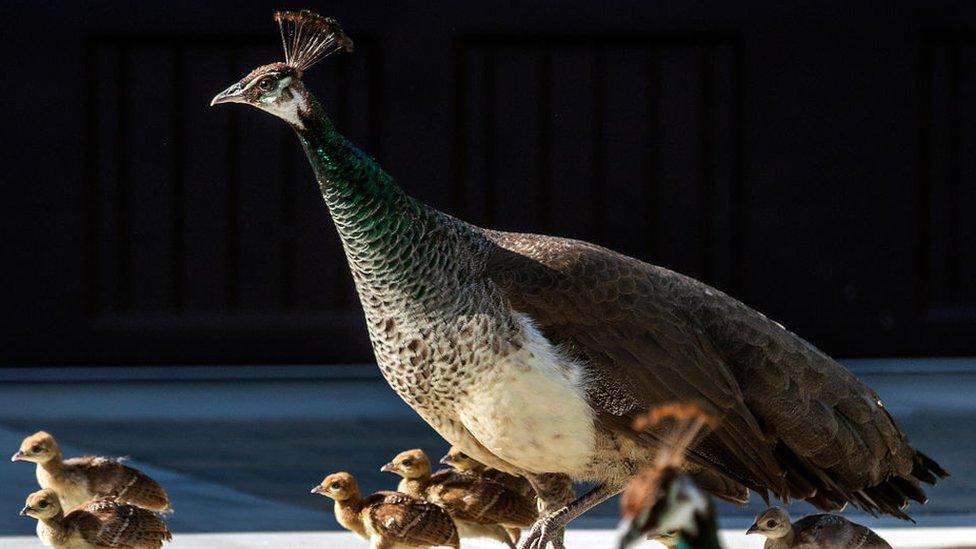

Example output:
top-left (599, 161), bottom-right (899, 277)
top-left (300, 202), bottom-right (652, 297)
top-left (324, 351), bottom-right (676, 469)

top-left (211, 10), bottom-right (352, 129)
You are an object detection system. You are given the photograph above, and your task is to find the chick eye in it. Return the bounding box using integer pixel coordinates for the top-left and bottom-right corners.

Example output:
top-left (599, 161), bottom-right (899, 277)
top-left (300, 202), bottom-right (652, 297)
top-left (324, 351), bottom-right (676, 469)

top-left (401, 459), bottom-right (413, 467)
top-left (38, 500), bottom-right (48, 509)
top-left (766, 520), bottom-right (777, 528)
top-left (330, 482), bottom-right (341, 490)
top-left (257, 76), bottom-right (276, 92)
top-left (31, 445), bottom-right (42, 453)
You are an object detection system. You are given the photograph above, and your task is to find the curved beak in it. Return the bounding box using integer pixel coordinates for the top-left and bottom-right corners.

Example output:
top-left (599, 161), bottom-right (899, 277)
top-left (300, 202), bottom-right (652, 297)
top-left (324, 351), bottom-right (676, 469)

top-left (19, 506), bottom-right (33, 517)
top-left (380, 462), bottom-right (396, 474)
top-left (11, 450), bottom-right (25, 462)
top-left (210, 82), bottom-right (245, 106)
top-left (310, 485), bottom-right (325, 495)
top-left (746, 522), bottom-right (760, 535)
top-left (438, 454), bottom-right (451, 466)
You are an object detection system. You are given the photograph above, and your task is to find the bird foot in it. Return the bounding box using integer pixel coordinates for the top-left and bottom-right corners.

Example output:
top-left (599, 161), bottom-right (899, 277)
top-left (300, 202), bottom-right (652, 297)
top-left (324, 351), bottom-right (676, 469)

top-left (518, 511), bottom-right (567, 549)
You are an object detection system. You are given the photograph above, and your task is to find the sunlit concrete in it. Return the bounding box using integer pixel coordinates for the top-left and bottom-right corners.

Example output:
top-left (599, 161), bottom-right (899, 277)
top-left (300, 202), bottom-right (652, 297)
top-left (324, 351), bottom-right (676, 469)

top-left (3, 528), bottom-right (976, 548)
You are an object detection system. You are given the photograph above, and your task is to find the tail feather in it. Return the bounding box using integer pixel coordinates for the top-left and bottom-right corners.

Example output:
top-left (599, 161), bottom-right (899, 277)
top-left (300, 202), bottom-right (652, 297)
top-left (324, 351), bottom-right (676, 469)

top-left (773, 442), bottom-right (948, 521)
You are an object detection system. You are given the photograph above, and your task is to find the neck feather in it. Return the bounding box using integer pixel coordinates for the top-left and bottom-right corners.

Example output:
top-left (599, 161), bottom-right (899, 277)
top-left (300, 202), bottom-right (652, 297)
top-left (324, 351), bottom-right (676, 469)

top-left (294, 97), bottom-right (428, 280)
top-left (398, 475), bottom-right (428, 497)
top-left (290, 93), bottom-right (490, 318)
top-left (335, 496), bottom-right (366, 538)
top-left (40, 454), bottom-right (64, 476)
top-left (39, 512), bottom-right (67, 538)
top-left (679, 515), bottom-right (722, 549)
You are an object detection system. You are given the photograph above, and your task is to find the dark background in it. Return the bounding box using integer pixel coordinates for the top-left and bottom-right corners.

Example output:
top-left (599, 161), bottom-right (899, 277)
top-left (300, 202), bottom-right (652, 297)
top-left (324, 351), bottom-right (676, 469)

top-left (2, 1), bottom-right (974, 366)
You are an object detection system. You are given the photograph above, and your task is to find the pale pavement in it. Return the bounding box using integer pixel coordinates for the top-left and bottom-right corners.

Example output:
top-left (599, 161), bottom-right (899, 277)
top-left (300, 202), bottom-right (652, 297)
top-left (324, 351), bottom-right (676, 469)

top-left (1, 360), bottom-right (974, 547)
top-left (2, 529), bottom-right (976, 548)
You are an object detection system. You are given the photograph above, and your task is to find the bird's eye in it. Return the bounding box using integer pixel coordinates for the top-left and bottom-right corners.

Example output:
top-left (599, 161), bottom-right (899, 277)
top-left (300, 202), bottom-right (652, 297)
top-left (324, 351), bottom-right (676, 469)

top-left (38, 500), bottom-right (48, 509)
top-left (401, 459), bottom-right (413, 467)
top-left (31, 445), bottom-right (42, 453)
top-left (258, 76), bottom-right (276, 92)
top-left (330, 482), bottom-right (341, 490)
top-left (766, 520), bottom-right (777, 528)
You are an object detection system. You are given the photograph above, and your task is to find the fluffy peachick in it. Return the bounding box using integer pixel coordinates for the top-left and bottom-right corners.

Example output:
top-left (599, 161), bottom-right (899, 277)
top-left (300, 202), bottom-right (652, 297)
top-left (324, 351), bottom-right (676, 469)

top-left (747, 507), bottom-right (892, 549)
top-left (312, 471), bottom-right (459, 549)
top-left (440, 446), bottom-right (537, 500)
top-left (12, 432), bottom-right (171, 512)
top-left (20, 489), bottom-right (172, 549)
top-left (383, 449), bottom-right (537, 548)
top-left (212, 10), bottom-right (947, 549)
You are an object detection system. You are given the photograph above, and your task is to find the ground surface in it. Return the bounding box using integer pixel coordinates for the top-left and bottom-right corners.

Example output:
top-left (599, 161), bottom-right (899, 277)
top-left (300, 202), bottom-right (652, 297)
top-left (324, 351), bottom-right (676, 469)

top-left (0, 359), bottom-right (974, 547)
top-left (1, 528), bottom-right (976, 548)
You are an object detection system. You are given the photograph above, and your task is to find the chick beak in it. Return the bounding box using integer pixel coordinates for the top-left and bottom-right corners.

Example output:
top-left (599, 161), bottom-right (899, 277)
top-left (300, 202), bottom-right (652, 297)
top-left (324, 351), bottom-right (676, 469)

top-left (210, 82), bottom-right (245, 106)
top-left (19, 506), bottom-right (33, 517)
top-left (11, 450), bottom-right (25, 462)
top-left (746, 523), bottom-right (761, 535)
top-left (310, 485), bottom-right (326, 495)
top-left (438, 455), bottom-right (451, 466)
top-left (380, 462), bottom-right (397, 474)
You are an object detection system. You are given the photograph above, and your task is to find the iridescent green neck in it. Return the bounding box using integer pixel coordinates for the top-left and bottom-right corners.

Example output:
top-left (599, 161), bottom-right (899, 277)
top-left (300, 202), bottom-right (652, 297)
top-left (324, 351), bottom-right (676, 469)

top-left (290, 95), bottom-right (484, 309)
top-left (295, 97), bottom-right (407, 222)
top-left (677, 518), bottom-right (722, 549)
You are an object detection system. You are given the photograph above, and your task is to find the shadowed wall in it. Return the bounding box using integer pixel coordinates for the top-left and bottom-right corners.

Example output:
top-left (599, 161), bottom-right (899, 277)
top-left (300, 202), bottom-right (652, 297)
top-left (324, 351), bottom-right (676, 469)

top-left (2, 1), bottom-right (974, 365)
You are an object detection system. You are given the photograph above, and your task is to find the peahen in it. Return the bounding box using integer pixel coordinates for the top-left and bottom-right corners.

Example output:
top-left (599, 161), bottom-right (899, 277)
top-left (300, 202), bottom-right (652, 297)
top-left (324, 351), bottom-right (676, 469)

top-left (211, 10), bottom-right (947, 549)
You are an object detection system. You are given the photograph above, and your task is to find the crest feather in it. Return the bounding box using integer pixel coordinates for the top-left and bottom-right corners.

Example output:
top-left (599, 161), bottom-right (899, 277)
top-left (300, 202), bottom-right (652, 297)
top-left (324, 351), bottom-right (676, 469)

top-left (274, 10), bottom-right (353, 73)
top-left (632, 401), bottom-right (720, 469)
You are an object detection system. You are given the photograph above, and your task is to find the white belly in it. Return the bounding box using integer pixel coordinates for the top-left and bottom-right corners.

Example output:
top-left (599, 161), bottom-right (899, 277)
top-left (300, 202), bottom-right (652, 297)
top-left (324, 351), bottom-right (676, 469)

top-left (37, 522), bottom-right (92, 549)
top-left (458, 314), bottom-right (596, 476)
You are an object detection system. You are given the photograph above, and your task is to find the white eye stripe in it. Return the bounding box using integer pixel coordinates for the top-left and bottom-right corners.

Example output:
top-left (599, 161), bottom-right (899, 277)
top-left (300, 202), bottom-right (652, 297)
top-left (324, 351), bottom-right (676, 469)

top-left (241, 77), bottom-right (266, 93)
top-left (243, 75), bottom-right (293, 93)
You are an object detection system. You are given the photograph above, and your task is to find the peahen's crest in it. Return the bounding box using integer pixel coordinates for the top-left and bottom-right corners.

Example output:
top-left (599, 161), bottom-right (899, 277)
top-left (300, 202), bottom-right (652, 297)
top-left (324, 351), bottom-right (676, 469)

top-left (634, 402), bottom-right (720, 470)
top-left (274, 10), bottom-right (354, 74)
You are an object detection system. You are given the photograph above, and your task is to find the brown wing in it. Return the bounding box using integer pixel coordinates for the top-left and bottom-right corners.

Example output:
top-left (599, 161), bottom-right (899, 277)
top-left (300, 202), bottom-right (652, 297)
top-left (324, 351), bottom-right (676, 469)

top-left (485, 231), bottom-right (947, 517)
top-left (481, 468), bottom-right (537, 499)
top-left (794, 514), bottom-right (892, 548)
top-left (66, 457), bottom-right (171, 512)
top-left (428, 470), bottom-right (537, 527)
top-left (364, 491), bottom-right (459, 547)
top-left (68, 499), bottom-right (172, 549)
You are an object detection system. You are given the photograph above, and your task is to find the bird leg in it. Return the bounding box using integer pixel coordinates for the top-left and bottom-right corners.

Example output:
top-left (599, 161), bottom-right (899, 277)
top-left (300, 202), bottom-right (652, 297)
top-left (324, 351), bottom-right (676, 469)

top-left (519, 482), bottom-right (621, 549)
top-left (524, 473), bottom-right (574, 549)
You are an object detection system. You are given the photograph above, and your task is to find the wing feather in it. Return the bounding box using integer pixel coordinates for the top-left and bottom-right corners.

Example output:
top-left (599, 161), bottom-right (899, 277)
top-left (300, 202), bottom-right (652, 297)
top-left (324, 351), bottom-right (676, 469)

top-left (485, 231), bottom-right (946, 516)
top-left (364, 492), bottom-right (459, 547)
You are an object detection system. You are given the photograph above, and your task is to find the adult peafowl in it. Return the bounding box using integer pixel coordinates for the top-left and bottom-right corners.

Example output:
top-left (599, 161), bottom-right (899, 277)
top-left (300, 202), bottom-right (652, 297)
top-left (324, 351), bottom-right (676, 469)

top-left (211, 11), bottom-right (947, 549)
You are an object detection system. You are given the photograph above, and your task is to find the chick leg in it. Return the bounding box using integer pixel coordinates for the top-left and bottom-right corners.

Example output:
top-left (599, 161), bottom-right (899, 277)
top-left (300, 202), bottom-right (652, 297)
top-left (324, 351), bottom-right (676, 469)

top-left (519, 482), bottom-right (621, 549)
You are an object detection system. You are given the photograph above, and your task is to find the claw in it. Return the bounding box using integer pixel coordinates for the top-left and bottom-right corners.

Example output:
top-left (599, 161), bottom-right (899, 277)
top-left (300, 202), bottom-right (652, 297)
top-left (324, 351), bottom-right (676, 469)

top-left (518, 514), bottom-right (566, 549)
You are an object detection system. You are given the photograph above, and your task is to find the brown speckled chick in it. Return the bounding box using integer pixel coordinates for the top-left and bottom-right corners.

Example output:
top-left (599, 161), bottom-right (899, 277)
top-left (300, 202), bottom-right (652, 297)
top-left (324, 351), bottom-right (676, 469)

top-left (20, 488), bottom-right (172, 549)
top-left (383, 449), bottom-right (537, 548)
top-left (440, 446), bottom-right (536, 499)
top-left (748, 507), bottom-right (892, 549)
top-left (312, 471), bottom-right (459, 549)
top-left (12, 432), bottom-right (171, 512)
